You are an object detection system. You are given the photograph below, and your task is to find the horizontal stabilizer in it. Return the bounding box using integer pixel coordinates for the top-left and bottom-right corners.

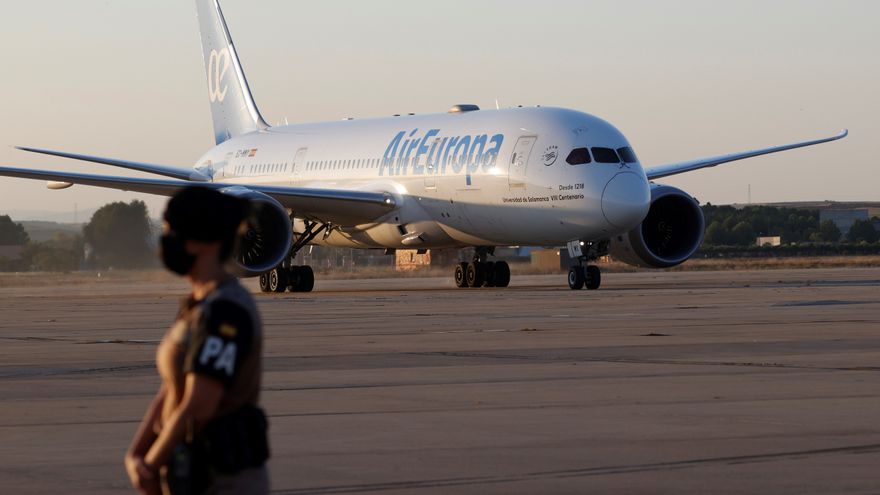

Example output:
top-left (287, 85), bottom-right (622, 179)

top-left (16, 146), bottom-right (209, 181)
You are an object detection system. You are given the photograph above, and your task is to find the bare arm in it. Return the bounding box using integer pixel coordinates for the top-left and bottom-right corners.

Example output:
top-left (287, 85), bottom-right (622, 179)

top-left (144, 373), bottom-right (224, 469)
top-left (127, 386), bottom-right (166, 458)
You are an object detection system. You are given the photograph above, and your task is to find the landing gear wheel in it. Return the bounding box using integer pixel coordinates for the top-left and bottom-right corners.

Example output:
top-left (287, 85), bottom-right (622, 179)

top-left (268, 268), bottom-right (287, 293)
top-left (285, 266), bottom-right (315, 292)
top-left (297, 265), bottom-right (315, 292)
top-left (454, 262), bottom-right (469, 288)
top-left (286, 266), bottom-right (302, 292)
top-left (568, 266), bottom-right (585, 290)
top-left (494, 261), bottom-right (511, 288)
top-left (259, 272), bottom-right (271, 293)
top-left (466, 262), bottom-right (486, 288)
top-left (585, 265), bottom-right (601, 290)
top-left (483, 261), bottom-right (496, 287)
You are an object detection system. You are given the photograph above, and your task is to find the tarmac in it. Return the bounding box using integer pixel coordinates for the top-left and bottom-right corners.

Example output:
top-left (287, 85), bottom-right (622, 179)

top-left (1, 267), bottom-right (879, 494)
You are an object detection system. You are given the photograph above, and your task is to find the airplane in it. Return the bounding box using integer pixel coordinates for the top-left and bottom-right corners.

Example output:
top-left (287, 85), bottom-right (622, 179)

top-left (0, 0), bottom-right (848, 293)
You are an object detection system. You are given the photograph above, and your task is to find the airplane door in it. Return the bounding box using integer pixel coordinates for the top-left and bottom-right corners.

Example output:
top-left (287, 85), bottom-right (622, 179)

top-left (291, 147), bottom-right (307, 185)
top-left (508, 136), bottom-right (536, 188)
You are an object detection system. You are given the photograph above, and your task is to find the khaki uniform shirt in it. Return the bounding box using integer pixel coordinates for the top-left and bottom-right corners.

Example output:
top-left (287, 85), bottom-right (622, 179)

top-left (165, 277), bottom-right (262, 417)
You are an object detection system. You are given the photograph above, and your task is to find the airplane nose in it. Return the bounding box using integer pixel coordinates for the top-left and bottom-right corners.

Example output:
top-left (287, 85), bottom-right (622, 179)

top-left (601, 172), bottom-right (651, 230)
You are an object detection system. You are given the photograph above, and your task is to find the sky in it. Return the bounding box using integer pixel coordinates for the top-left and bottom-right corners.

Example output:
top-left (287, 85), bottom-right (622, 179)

top-left (0, 0), bottom-right (877, 220)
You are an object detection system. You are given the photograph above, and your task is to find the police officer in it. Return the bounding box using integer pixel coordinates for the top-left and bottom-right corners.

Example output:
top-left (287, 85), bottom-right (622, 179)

top-left (126, 187), bottom-right (269, 495)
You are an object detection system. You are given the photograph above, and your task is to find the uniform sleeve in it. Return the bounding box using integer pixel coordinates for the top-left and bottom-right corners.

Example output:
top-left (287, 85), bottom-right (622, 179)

top-left (184, 299), bottom-right (254, 387)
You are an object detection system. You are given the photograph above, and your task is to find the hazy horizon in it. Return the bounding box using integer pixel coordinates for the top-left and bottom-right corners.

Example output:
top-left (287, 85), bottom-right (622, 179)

top-left (1, 0), bottom-right (877, 219)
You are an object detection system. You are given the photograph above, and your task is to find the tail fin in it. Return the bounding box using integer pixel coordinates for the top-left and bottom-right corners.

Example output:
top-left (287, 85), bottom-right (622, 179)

top-left (195, 0), bottom-right (268, 144)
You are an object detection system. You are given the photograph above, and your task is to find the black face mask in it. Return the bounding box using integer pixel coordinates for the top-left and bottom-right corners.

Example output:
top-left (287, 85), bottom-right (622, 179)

top-left (160, 232), bottom-right (196, 276)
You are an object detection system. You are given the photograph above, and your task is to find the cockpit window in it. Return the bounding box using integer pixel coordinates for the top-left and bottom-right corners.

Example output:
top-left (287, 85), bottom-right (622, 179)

top-left (591, 147), bottom-right (621, 163)
top-left (566, 148), bottom-right (592, 165)
top-left (617, 146), bottom-right (638, 163)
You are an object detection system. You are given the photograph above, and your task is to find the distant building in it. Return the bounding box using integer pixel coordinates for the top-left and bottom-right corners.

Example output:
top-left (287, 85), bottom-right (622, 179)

top-left (756, 236), bottom-right (782, 247)
top-left (531, 248), bottom-right (560, 270)
top-left (396, 249), bottom-right (431, 271)
top-left (819, 209), bottom-right (870, 236)
top-left (395, 249), bottom-right (464, 271)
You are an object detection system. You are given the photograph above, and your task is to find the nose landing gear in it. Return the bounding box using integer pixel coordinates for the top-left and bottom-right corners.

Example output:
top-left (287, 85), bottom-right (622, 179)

top-left (567, 265), bottom-right (601, 290)
top-left (454, 247), bottom-right (511, 288)
top-left (566, 239), bottom-right (608, 291)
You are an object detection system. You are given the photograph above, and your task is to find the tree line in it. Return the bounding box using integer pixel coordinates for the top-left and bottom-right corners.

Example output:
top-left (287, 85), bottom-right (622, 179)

top-left (0, 200), bottom-right (156, 272)
top-left (702, 204), bottom-right (879, 247)
top-left (2, 202), bottom-right (878, 272)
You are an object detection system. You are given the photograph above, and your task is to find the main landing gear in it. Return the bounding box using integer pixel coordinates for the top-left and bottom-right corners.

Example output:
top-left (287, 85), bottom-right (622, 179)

top-left (259, 220), bottom-right (328, 294)
top-left (259, 265), bottom-right (315, 293)
top-left (454, 247), bottom-right (511, 288)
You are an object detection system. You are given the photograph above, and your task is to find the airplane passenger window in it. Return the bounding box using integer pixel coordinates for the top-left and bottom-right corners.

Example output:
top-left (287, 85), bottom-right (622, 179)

top-left (617, 147), bottom-right (638, 163)
top-left (566, 148), bottom-right (591, 165)
top-left (591, 147), bottom-right (621, 163)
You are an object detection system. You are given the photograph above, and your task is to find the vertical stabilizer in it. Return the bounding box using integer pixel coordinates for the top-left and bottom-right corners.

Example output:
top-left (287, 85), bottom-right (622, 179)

top-left (195, 0), bottom-right (269, 144)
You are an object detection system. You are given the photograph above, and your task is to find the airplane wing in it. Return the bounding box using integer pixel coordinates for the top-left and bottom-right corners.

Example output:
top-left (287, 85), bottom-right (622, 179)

top-left (0, 166), bottom-right (396, 225)
top-left (644, 130), bottom-right (848, 181)
top-left (15, 146), bottom-right (210, 182)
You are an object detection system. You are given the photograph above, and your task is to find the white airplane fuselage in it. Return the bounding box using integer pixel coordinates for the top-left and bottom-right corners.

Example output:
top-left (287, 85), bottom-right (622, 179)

top-left (0, 0), bottom-right (847, 292)
top-left (199, 106), bottom-right (651, 250)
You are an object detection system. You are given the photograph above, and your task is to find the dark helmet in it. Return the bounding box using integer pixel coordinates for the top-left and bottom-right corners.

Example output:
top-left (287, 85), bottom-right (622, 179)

top-left (163, 187), bottom-right (249, 261)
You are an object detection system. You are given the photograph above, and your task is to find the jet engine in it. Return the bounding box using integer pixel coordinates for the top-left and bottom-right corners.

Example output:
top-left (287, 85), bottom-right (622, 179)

top-left (609, 184), bottom-right (704, 268)
top-left (221, 187), bottom-right (292, 277)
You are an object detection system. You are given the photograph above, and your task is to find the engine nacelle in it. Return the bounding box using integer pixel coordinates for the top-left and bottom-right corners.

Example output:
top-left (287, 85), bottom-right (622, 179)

top-left (220, 187), bottom-right (292, 277)
top-left (609, 184), bottom-right (704, 268)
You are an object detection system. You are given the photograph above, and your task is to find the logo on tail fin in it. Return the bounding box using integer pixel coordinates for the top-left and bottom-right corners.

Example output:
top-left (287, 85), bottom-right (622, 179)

top-left (208, 48), bottom-right (231, 103)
